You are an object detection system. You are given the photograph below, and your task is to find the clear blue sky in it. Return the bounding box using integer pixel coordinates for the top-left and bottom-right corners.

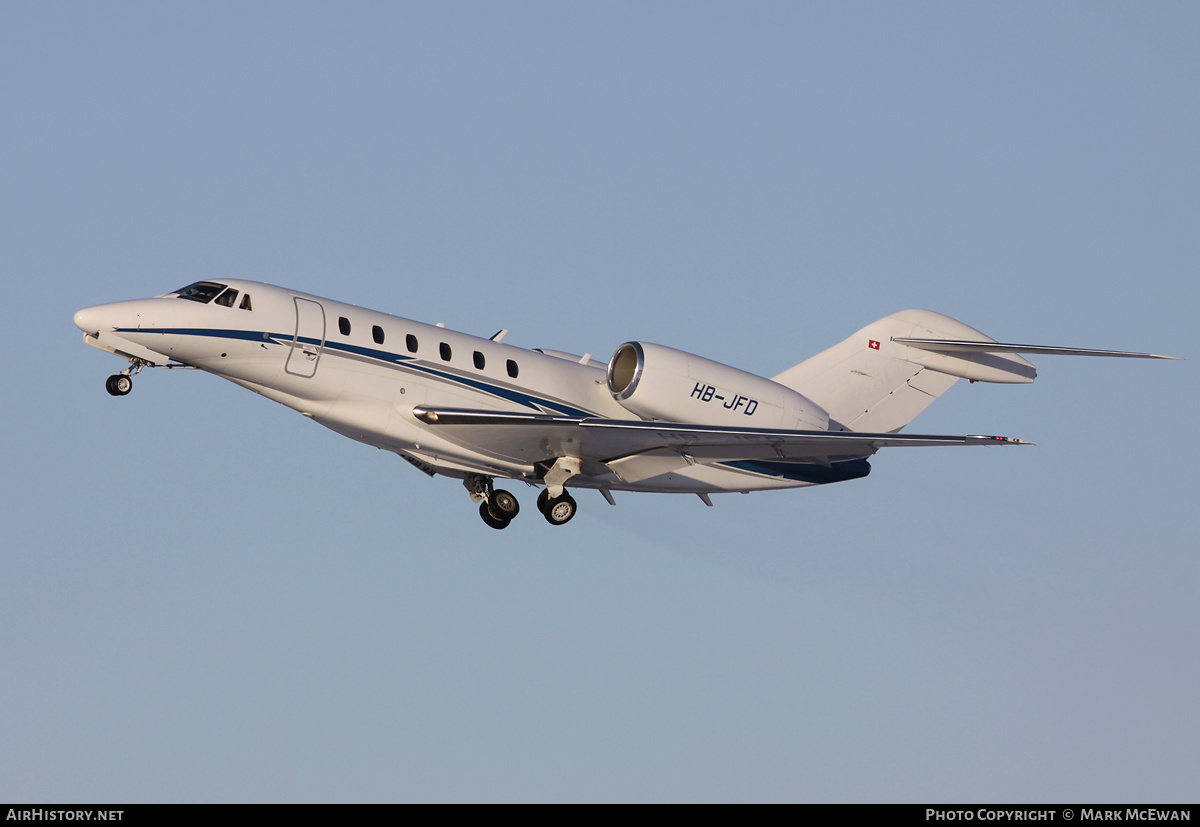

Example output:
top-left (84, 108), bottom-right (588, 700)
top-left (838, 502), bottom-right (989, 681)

top-left (3, 2), bottom-right (1196, 802)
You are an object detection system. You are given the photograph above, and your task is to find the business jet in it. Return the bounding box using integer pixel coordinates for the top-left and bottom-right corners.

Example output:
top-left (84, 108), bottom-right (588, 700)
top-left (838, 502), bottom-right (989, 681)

top-left (73, 280), bottom-right (1177, 529)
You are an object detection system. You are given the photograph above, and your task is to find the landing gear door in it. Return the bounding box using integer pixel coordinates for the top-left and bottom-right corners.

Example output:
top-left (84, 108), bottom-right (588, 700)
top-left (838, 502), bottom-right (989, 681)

top-left (286, 297), bottom-right (325, 377)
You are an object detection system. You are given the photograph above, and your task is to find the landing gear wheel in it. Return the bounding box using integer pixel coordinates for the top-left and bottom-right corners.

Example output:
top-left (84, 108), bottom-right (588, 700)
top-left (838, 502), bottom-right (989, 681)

top-left (106, 375), bottom-right (132, 396)
top-left (488, 489), bottom-right (520, 521)
top-left (479, 500), bottom-right (511, 530)
top-left (539, 490), bottom-right (577, 526)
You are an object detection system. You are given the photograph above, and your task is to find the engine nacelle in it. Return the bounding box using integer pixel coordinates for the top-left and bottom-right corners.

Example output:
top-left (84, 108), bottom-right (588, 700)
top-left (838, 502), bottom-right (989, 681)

top-left (606, 341), bottom-right (829, 430)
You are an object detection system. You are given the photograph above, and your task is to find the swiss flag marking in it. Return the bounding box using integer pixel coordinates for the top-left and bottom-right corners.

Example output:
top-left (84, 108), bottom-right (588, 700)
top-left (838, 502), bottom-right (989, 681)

top-left (868, 339), bottom-right (880, 350)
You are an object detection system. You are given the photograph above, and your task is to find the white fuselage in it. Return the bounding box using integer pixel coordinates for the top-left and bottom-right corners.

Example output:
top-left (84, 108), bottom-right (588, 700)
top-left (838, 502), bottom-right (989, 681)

top-left (74, 280), bottom-right (835, 494)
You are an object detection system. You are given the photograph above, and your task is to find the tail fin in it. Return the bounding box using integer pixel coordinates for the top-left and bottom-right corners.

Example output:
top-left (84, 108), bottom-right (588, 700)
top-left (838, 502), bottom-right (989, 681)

top-left (772, 310), bottom-right (1036, 433)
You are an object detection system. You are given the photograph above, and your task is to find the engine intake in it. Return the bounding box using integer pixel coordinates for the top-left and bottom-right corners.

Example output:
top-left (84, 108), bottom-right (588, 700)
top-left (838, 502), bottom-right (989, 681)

top-left (608, 342), bottom-right (645, 400)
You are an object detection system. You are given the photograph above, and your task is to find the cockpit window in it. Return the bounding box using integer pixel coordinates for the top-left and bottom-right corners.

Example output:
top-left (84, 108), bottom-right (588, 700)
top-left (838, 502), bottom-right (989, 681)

top-left (175, 281), bottom-right (227, 303)
top-left (214, 288), bottom-right (239, 307)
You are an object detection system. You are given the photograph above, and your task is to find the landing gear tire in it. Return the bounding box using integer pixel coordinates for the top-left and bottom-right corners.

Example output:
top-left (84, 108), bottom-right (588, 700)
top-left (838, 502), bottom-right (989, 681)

top-left (479, 500), bottom-right (511, 530)
top-left (539, 489), bottom-right (577, 526)
top-left (488, 489), bottom-right (520, 521)
top-left (106, 375), bottom-right (132, 396)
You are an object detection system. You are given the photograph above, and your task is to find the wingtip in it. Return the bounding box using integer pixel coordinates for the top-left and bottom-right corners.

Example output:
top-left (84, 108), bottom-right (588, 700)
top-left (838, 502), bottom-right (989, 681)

top-left (970, 435), bottom-right (1035, 446)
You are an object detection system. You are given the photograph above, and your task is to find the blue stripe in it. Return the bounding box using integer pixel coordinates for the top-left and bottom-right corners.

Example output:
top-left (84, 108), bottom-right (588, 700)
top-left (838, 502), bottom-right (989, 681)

top-left (119, 326), bottom-right (597, 417)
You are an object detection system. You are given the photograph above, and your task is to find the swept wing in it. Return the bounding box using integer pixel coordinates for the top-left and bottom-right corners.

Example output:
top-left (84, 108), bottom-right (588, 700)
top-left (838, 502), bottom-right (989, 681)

top-left (412, 406), bottom-right (1028, 483)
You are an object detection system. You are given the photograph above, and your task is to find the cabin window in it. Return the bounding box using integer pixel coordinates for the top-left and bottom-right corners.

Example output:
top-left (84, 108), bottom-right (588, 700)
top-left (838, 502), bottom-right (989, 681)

top-left (214, 289), bottom-right (238, 307)
top-left (473, 351), bottom-right (486, 370)
top-left (175, 281), bottom-right (226, 303)
top-left (372, 325), bottom-right (385, 344)
top-left (506, 359), bottom-right (519, 378)
top-left (406, 334), bottom-right (418, 353)
top-left (339, 316), bottom-right (351, 336)
top-left (439, 342), bottom-right (452, 361)
top-left (239, 293), bottom-right (252, 311)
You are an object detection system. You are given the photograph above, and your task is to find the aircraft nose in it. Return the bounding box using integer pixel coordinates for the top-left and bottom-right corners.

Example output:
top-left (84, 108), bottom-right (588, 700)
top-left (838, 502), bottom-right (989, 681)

top-left (74, 302), bottom-right (127, 335)
top-left (74, 305), bottom-right (101, 334)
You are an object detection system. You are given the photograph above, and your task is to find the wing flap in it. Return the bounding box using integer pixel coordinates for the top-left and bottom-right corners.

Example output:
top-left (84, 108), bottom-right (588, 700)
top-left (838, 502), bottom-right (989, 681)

top-left (581, 418), bottom-right (1030, 462)
top-left (606, 448), bottom-right (695, 483)
top-left (411, 406), bottom-right (587, 464)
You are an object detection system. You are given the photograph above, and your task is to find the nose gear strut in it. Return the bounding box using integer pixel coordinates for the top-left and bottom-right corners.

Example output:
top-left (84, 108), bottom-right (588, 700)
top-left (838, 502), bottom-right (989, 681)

top-left (105, 358), bottom-right (151, 396)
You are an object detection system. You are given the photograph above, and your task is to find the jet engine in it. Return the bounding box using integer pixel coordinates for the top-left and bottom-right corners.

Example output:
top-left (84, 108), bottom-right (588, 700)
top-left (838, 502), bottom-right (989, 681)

top-left (606, 341), bottom-right (829, 430)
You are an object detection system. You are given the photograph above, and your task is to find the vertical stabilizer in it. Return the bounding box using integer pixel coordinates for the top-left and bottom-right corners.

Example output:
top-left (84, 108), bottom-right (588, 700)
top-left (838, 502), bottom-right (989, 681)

top-left (772, 310), bottom-right (1035, 433)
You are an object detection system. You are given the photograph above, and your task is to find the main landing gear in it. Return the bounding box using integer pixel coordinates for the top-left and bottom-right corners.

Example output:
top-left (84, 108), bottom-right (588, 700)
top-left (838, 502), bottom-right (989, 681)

top-left (478, 488), bottom-right (520, 530)
top-left (465, 474), bottom-right (521, 530)
top-left (464, 474), bottom-right (579, 529)
top-left (537, 488), bottom-right (577, 526)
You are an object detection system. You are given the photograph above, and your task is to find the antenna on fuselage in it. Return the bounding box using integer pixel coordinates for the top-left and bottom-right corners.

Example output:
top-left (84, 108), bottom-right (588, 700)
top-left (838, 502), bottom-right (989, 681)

top-left (490, 329), bottom-right (508, 342)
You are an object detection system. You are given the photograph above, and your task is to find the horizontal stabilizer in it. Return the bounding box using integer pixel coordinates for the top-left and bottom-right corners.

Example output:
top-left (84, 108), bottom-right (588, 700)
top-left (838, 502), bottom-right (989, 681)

top-left (774, 309), bottom-right (1180, 434)
top-left (894, 338), bottom-right (1180, 360)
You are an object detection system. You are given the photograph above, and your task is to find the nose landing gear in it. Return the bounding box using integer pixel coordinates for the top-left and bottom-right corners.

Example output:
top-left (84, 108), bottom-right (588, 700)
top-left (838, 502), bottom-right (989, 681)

top-left (104, 359), bottom-right (150, 396)
top-left (105, 374), bottom-right (133, 396)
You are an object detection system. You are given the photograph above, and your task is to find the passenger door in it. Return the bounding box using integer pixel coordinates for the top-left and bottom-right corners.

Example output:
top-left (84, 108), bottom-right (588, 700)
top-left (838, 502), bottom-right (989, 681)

top-left (285, 297), bottom-right (325, 377)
